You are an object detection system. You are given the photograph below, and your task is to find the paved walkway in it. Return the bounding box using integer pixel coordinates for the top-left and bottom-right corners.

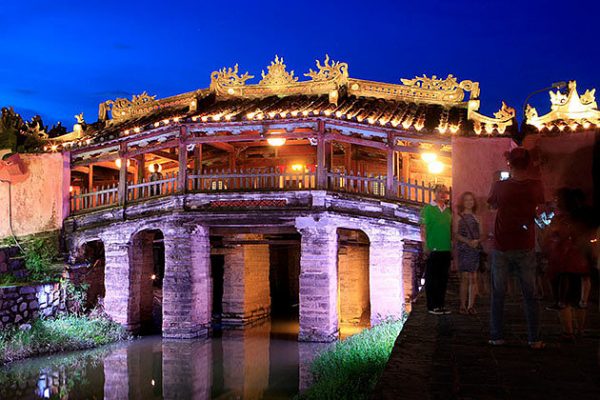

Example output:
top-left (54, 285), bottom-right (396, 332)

top-left (373, 274), bottom-right (600, 400)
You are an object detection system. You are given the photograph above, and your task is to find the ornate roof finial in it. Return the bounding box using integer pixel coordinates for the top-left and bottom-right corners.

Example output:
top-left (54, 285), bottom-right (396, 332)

top-left (305, 54), bottom-right (349, 82)
top-left (259, 55), bottom-right (298, 86)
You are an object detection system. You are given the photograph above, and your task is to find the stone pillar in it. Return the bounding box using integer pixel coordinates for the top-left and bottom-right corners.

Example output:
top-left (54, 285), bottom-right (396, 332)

top-left (295, 216), bottom-right (339, 342)
top-left (103, 239), bottom-right (136, 330)
top-left (103, 348), bottom-right (130, 400)
top-left (367, 227), bottom-right (405, 325)
top-left (130, 231), bottom-right (155, 328)
top-left (162, 223), bottom-right (212, 338)
top-left (221, 234), bottom-right (271, 325)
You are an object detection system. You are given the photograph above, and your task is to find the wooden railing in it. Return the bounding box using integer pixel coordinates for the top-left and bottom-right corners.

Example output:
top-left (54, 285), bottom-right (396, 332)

top-left (327, 171), bottom-right (387, 197)
top-left (188, 168), bottom-right (316, 192)
top-left (70, 169), bottom-right (439, 213)
top-left (127, 173), bottom-right (178, 202)
top-left (70, 184), bottom-right (119, 212)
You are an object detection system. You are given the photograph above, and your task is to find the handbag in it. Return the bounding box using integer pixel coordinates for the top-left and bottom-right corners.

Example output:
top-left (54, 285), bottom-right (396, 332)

top-left (459, 213), bottom-right (487, 272)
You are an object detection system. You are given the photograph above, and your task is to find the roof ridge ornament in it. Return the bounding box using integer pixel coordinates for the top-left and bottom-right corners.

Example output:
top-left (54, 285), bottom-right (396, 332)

top-left (103, 92), bottom-right (157, 122)
top-left (210, 64), bottom-right (254, 95)
top-left (526, 80), bottom-right (600, 132)
top-left (304, 54), bottom-right (349, 82)
top-left (259, 55), bottom-right (298, 86)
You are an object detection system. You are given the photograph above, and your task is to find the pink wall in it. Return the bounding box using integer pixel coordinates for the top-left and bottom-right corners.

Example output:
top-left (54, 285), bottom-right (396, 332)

top-left (451, 136), bottom-right (516, 249)
top-left (0, 153), bottom-right (70, 240)
top-left (523, 131), bottom-right (596, 205)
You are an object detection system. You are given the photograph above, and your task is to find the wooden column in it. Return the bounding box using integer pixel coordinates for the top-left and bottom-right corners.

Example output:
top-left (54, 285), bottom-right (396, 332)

top-left (136, 155), bottom-right (145, 183)
top-left (118, 143), bottom-right (128, 205)
top-left (386, 146), bottom-right (395, 198)
top-left (316, 121), bottom-right (327, 189)
top-left (87, 164), bottom-right (94, 192)
top-left (194, 144), bottom-right (202, 174)
top-left (178, 126), bottom-right (188, 193)
top-left (402, 153), bottom-right (411, 183)
top-left (344, 143), bottom-right (352, 173)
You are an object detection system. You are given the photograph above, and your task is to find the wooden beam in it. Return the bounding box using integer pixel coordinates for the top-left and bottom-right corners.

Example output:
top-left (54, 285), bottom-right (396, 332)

top-left (324, 132), bottom-right (388, 151)
top-left (206, 142), bottom-right (235, 152)
top-left (152, 150), bottom-right (179, 162)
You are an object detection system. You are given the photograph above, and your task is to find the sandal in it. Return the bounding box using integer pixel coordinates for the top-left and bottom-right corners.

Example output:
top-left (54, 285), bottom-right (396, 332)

top-left (468, 308), bottom-right (477, 315)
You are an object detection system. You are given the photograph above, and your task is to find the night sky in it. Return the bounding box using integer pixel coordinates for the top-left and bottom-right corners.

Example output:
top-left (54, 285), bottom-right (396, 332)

top-left (1, 0), bottom-right (598, 128)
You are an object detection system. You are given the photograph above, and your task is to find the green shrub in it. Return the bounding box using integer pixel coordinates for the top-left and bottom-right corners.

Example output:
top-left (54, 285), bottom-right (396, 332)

top-left (23, 237), bottom-right (60, 282)
top-left (299, 318), bottom-right (406, 400)
top-left (0, 273), bottom-right (19, 287)
top-left (0, 315), bottom-right (131, 364)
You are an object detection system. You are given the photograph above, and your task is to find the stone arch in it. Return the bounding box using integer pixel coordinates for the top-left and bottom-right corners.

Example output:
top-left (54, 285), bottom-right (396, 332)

top-left (69, 238), bottom-right (106, 310)
top-left (336, 227), bottom-right (371, 335)
top-left (128, 227), bottom-right (165, 333)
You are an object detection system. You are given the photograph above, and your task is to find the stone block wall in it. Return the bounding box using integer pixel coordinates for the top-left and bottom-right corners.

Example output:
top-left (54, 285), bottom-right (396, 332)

top-left (338, 244), bottom-right (370, 325)
top-left (402, 239), bottom-right (424, 312)
top-left (0, 246), bottom-right (27, 278)
top-left (0, 282), bottom-right (65, 329)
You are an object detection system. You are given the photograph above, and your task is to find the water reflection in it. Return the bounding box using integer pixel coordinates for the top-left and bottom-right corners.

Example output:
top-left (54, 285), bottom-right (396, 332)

top-left (0, 318), bottom-right (338, 400)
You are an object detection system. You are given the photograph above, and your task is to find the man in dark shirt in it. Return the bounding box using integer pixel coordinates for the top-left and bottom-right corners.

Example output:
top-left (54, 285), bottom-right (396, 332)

top-left (487, 148), bottom-right (545, 349)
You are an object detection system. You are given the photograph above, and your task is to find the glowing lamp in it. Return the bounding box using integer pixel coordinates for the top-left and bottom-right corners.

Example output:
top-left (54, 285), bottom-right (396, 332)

top-left (151, 274), bottom-right (157, 280)
top-left (115, 158), bottom-right (131, 169)
top-left (69, 186), bottom-right (74, 193)
top-left (148, 164), bottom-right (162, 173)
top-left (291, 164), bottom-right (304, 172)
top-left (428, 160), bottom-right (444, 174)
top-left (267, 136), bottom-right (286, 147)
top-left (421, 152), bottom-right (437, 163)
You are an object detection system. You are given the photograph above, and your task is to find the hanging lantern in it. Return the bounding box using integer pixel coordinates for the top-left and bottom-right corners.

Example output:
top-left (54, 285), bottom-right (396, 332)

top-left (266, 133), bottom-right (286, 147)
top-left (428, 160), bottom-right (444, 174)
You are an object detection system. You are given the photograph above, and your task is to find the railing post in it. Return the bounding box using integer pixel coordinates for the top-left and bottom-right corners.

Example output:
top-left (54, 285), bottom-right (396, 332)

top-left (178, 126), bottom-right (188, 193)
top-left (316, 120), bottom-right (327, 189)
top-left (118, 143), bottom-right (128, 206)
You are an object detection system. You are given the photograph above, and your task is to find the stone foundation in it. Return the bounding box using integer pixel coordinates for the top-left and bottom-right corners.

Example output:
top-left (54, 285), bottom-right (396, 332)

top-left (0, 282), bottom-right (65, 329)
top-left (0, 246), bottom-right (27, 279)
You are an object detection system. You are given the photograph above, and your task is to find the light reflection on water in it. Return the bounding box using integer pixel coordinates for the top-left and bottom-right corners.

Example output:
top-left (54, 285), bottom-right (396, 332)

top-left (0, 319), bottom-right (365, 399)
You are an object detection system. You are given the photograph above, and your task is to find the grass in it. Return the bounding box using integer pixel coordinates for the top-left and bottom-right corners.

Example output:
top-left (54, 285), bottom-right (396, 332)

top-left (0, 314), bottom-right (131, 364)
top-left (299, 317), bottom-right (406, 400)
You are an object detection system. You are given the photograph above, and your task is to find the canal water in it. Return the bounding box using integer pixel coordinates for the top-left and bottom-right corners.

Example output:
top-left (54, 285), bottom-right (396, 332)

top-left (0, 318), bottom-right (348, 400)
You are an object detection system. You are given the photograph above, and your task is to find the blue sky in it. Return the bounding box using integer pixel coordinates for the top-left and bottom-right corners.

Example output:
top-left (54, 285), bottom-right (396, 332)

top-left (1, 0), bottom-right (598, 127)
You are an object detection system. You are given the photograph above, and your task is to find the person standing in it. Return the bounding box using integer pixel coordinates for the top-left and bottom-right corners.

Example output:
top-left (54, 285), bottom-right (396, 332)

top-left (455, 191), bottom-right (483, 315)
top-left (421, 184), bottom-right (452, 315)
top-left (487, 148), bottom-right (545, 349)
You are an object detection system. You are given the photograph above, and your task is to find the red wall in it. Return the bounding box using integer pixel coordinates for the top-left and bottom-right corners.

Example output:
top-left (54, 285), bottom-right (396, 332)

top-left (451, 136), bottom-right (516, 251)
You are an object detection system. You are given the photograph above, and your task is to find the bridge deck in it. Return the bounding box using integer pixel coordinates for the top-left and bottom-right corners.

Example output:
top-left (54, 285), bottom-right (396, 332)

top-left (373, 273), bottom-right (600, 400)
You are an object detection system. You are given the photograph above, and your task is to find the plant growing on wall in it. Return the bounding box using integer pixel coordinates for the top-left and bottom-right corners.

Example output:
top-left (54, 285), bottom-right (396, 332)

top-left (23, 238), bottom-right (60, 282)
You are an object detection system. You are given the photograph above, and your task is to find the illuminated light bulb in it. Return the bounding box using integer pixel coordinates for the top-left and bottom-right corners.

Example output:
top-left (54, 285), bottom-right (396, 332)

top-left (335, 111), bottom-right (342, 118)
top-left (583, 122), bottom-right (591, 129)
top-left (267, 136), bottom-right (286, 147)
top-left (558, 124), bottom-right (566, 131)
top-left (148, 164), bottom-right (162, 173)
top-left (212, 115), bottom-right (221, 121)
top-left (428, 160), bottom-right (444, 174)
top-left (256, 114), bottom-right (264, 120)
top-left (151, 274), bottom-right (156, 280)
top-left (225, 115), bottom-right (232, 121)
top-left (51, 145), bottom-right (58, 151)
top-left (280, 111), bottom-right (287, 118)
top-left (367, 117), bottom-right (375, 124)
top-left (151, 379), bottom-right (155, 386)
top-left (291, 111), bottom-right (299, 117)
top-left (302, 110), bottom-right (309, 116)
top-left (134, 127), bottom-right (141, 133)
top-left (246, 112), bottom-right (255, 119)
top-left (173, 117), bottom-right (180, 122)
top-left (324, 110), bottom-right (332, 116)
top-left (69, 186), bottom-right (74, 192)
top-left (484, 124), bottom-right (494, 134)
top-left (268, 111), bottom-right (276, 118)
top-left (569, 123), bottom-right (578, 131)
top-left (201, 116), bottom-right (209, 122)
top-left (124, 129), bottom-right (130, 135)
top-left (154, 122), bottom-right (160, 127)
top-left (115, 158), bottom-right (130, 168)
top-left (191, 116), bottom-right (198, 122)
top-left (43, 146), bottom-right (48, 151)
top-left (421, 152), bottom-right (437, 163)
top-left (449, 124), bottom-right (460, 134)
top-left (162, 119), bottom-right (170, 124)
top-left (227, 88), bottom-right (235, 95)
top-left (291, 164), bottom-right (304, 172)
top-left (351, 83), bottom-right (359, 90)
